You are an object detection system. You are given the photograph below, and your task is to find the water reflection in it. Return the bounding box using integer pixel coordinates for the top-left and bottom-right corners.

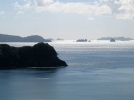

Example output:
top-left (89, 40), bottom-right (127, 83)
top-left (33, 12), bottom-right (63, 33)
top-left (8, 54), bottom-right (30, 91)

top-left (0, 67), bottom-right (66, 100)
top-left (1, 42), bottom-right (134, 100)
top-left (27, 67), bottom-right (60, 72)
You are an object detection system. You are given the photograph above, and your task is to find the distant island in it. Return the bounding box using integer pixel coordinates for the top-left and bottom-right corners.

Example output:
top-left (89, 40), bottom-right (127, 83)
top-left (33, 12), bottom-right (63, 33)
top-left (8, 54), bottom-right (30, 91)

top-left (76, 39), bottom-right (87, 42)
top-left (57, 38), bottom-right (64, 40)
top-left (0, 42), bottom-right (67, 69)
top-left (97, 37), bottom-right (134, 41)
top-left (0, 34), bottom-right (52, 42)
top-left (110, 38), bottom-right (115, 42)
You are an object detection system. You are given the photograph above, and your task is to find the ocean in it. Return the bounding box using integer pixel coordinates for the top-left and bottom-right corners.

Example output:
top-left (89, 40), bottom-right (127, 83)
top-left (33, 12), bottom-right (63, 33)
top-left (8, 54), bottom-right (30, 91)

top-left (0, 41), bottom-right (134, 100)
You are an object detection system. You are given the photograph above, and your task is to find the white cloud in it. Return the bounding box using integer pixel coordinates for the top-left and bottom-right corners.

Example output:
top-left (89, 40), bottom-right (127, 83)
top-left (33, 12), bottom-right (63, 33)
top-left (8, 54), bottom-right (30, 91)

top-left (13, 0), bottom-right (34, 9)
top-left (34, 0), bottom-right (112, 17)
top-left (116, 0), bottom-right (134, 19)
top-left (13, 0), bottom-right (134, 20)
top-left (101, 0), bottom-right (134, 19)
top-left (43, 0), bottom-right (53, 3)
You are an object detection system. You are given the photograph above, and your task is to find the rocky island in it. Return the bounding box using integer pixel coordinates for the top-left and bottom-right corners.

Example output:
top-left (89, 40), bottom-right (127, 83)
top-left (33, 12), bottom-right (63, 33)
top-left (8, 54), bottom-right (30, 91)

top-left (110, 38), bottom-right (115, 42)
top-left (0, 43), bottom-right (67, 69)
top-left (76, 39), bottom-right (87, 42)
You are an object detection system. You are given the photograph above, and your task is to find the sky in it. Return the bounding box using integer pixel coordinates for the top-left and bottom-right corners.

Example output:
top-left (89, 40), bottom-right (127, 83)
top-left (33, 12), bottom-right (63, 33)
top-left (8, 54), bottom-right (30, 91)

top-left (0, 0), bottom-right (134, 39)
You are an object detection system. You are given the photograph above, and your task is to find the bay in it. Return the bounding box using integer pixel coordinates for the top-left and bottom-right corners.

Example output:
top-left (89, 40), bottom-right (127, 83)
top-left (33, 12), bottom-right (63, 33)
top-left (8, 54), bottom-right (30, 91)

top-left (0, 41), bottom-right (134, 100)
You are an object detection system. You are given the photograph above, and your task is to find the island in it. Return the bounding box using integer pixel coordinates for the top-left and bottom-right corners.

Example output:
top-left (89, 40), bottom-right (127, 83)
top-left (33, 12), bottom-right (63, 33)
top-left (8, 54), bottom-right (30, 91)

top-left (0, 42), bottom-right (68, 69)
top-left (76, 39), bottom-right (87, 42)
top-left (0, 34), bottom-right (52, 42)
top-left (57, 38), bottom-right (64, 41)
top-left (97, 37), bottom-right (134, 41)
top-left (110, 38), bottom-right (115, 42)
top-left (88, 40), bottom-right (91, 42)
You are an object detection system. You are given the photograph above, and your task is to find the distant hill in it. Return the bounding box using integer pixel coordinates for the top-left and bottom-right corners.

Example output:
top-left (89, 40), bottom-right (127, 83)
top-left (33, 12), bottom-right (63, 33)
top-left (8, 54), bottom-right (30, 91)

top-left (0, 34), bottom-right (51, 42)
top-left (97, 37), bottom-right (134, 41)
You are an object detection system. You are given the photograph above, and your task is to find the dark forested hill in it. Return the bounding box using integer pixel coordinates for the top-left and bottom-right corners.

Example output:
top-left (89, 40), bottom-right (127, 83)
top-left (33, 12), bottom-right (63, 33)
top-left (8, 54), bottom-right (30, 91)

top-left (0, 42), bottom-right (67, 69)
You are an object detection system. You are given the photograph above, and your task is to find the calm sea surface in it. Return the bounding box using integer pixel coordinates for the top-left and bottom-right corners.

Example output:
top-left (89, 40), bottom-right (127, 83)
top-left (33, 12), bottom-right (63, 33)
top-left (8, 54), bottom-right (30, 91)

top-left (0, 41), bottom-right (134, 100)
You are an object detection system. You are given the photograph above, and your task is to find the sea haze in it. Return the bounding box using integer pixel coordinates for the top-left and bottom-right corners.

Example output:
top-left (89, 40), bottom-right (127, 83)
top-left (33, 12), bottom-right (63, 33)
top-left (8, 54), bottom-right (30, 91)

top-left (0, 41), bottom-right (134, 100)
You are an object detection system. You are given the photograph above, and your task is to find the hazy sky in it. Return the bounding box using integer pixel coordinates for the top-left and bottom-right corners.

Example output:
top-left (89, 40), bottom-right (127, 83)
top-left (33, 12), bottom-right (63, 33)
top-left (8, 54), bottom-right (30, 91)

top-left (0, 0), bottom-right (134, 39)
